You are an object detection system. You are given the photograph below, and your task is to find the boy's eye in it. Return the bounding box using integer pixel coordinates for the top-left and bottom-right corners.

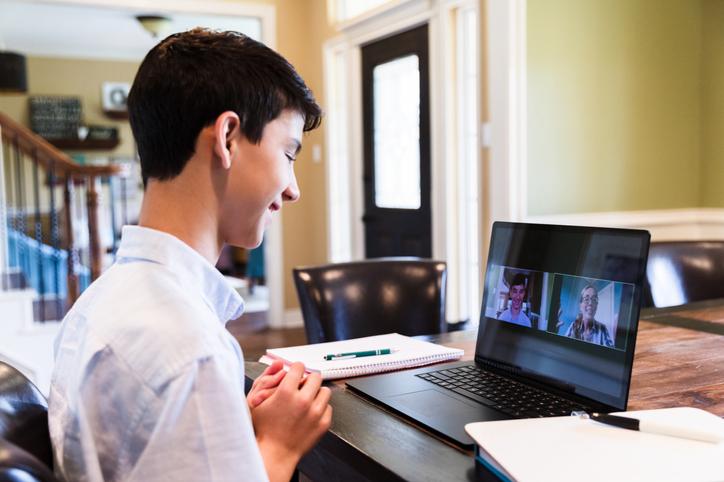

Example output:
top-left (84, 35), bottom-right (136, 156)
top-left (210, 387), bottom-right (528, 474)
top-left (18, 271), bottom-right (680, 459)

top-left (285, 153), bottom-right (296, 162)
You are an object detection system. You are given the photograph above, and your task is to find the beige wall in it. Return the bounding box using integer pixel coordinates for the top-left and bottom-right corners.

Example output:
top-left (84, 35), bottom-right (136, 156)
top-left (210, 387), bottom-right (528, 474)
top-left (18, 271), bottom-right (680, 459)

top-left (527, 0), bottom-right (703, 216)
top-left (701, 0), bottom-right (724, 206)
top-left (251, 0), bottom-right (332, 310)
top-left (0, 57), bottom-right (138, 160)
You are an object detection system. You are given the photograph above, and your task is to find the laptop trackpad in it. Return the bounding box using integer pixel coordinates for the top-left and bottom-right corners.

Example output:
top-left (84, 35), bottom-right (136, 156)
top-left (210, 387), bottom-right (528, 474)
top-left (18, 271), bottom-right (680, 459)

top-left (385, 389), bottom-right (484, 446)
top-left (388, 389), bottom-right (478, 418)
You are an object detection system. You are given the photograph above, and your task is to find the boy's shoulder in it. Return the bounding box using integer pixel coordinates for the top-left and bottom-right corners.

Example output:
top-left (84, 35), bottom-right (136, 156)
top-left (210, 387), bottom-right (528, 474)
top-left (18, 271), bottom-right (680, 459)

top-left (62, 260), bottom-right (240, 389)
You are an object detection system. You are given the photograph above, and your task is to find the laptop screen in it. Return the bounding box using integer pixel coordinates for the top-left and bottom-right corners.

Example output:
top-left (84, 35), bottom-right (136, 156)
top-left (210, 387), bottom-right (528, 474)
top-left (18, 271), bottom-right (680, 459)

top-left (476, 222), bottom-right (650, 410)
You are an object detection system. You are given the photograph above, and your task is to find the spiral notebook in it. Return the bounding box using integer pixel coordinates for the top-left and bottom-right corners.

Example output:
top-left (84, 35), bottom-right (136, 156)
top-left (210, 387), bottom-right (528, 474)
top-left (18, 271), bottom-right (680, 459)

top-left (259, 333), bottom-right (464, 380)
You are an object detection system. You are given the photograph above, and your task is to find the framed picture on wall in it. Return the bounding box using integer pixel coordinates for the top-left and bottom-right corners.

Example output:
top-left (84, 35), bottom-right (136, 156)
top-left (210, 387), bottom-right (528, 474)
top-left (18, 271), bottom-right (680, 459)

top-left (102, 82), bottom-right (130, 118)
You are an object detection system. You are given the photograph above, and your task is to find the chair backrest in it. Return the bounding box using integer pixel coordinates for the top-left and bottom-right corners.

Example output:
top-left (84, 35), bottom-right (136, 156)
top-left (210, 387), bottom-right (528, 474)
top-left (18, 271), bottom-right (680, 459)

top-left (0, 361), bottom-right (55, 480)
top-left (293, 258), bottom-right (447, 343)
top-left (644, 240), bottom-right (724, 308)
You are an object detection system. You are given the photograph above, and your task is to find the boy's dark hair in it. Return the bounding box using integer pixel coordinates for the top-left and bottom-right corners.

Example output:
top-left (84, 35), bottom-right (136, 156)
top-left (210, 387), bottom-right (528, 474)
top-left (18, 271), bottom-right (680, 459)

top-left (510, 273), bottom-right (527, 292)
top-left (128, 28), bottom-right (322, 183)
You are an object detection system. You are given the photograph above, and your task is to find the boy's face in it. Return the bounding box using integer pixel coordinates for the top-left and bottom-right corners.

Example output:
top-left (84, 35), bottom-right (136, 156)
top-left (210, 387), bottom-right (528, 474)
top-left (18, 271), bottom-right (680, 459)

top-left (510, 284), bottom-right (526, 311)
top-left (221, 109), bottom-right (304, 248)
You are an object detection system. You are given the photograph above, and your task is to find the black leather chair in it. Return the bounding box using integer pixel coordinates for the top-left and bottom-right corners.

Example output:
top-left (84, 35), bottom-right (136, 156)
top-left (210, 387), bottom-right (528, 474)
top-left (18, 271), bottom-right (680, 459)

top-left (293, 258), bottom-right (447, 343)
top-left (644, 240), bottom-right (724, 308)
top-left (0, 361), bottom-right (57, 482)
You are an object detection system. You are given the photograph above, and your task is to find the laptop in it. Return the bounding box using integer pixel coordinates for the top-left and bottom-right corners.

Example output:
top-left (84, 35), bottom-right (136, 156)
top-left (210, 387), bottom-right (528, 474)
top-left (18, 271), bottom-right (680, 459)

top-left (346, 222), bottom-right (650, 449)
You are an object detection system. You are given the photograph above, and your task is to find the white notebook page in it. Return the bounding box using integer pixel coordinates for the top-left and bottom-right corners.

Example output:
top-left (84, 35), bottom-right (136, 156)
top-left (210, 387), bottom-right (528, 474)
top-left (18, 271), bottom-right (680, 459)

top-left (261, 333), bottom-right (464, 380)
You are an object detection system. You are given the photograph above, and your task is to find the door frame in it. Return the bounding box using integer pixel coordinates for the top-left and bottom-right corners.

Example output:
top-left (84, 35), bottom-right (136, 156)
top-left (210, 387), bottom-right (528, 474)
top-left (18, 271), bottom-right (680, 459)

top-left (361, 23), bottom-right (432, 258)
top-left (324, 0), bottom-right (436, 264)
top-left (323, 0), bottom-right (484, 322)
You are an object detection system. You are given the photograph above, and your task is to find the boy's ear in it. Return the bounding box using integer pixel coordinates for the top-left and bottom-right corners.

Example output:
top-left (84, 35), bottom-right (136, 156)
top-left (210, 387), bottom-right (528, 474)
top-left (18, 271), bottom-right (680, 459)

top-left (213, 111), bottom-right (241, 170)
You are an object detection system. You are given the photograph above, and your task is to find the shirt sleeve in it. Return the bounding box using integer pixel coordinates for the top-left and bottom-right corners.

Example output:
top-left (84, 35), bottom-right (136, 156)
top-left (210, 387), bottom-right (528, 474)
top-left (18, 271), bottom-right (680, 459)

top-left (128, 354), bottom-right (269, 482)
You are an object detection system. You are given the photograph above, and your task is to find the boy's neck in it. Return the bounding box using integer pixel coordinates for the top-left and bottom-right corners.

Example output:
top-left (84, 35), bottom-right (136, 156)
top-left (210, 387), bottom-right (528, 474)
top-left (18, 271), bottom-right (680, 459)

top-left (138, 172), bottom-right (223, 265)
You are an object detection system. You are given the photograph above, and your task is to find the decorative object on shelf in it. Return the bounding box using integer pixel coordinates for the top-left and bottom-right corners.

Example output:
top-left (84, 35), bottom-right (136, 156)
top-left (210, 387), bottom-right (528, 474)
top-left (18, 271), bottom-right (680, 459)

top-left (77, 126), bottom-right (89, 140)
top-left (29, 96), bottom-right (82, 139)
top-left (135, 15), bottom-right (172, 38)
top-left (87, 125), bottom-right (119, 141)
top-left (0, 51), bottom-right (27, 93)
top-left (102, 82), bottom-right (130, 119)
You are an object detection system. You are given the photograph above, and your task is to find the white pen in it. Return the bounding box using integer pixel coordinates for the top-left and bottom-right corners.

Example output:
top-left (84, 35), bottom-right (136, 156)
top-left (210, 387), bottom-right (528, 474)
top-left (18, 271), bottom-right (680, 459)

top-left (575, 411), bottom-right (724, 444)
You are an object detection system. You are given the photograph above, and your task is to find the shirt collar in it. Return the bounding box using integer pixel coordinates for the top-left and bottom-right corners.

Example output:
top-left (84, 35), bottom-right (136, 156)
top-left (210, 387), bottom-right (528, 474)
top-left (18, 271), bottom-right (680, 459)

top-left (115, 226), bottom-right (244, 324)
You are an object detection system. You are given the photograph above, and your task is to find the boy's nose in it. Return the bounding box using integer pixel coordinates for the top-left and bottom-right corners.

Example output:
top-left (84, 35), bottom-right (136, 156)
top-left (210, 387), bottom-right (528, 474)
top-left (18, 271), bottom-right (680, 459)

top-left (283, 171), bottom-right (300, 202)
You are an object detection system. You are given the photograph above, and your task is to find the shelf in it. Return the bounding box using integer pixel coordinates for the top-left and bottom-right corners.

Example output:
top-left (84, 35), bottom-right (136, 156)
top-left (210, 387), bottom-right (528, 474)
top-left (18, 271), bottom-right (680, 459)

top-left (103, 109), bottom-right (129, 120)
top-left (48, 138), bottom-right (120, 150)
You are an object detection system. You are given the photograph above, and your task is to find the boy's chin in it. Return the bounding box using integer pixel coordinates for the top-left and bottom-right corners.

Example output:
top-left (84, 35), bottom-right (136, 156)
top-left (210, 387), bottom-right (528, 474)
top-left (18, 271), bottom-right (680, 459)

top-left (226, 231), bottom-right (264, 250)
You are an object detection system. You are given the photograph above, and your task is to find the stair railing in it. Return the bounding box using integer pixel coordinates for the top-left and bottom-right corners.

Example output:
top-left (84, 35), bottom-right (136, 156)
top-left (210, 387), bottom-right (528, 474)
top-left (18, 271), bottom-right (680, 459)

top-left (0, 111), bottom-right (129, 319)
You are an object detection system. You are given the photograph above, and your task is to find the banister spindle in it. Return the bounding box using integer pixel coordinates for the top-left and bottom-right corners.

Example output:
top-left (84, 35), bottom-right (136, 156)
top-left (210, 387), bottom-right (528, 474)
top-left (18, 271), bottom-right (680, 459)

top-left (8, 136), bottom-right (25, 276)
top-left (31, 148), bottom-right (45, 321)
top-left (49, 160), bottom-right (62, 317)
top-left (121, 175), bottom-right (128, 227)
top-left (63, 176), bottom-right (78, 305)
top-left (86, 175), bottom-right (102, 281)
top-left (13, 136), bottom-right (25, 239)
top-left (108, 174), bottom-right (117, 254)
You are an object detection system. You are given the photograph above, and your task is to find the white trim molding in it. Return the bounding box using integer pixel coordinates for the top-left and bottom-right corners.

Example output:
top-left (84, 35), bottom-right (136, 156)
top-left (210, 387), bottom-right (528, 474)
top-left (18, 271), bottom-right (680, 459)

top-left (283, 308), bottom-right (304, 328)
top-left (333, 0), bottom-right (433, 38)
top-left (526, 208), bottom-right (724, 241)
top-left (484, 0), bottom-right (527, 227)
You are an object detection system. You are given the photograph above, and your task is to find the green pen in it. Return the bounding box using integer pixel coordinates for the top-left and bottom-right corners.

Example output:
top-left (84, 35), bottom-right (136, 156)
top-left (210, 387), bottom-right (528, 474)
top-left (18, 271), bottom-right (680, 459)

top-left (323, 348), bottom-right (392, 361)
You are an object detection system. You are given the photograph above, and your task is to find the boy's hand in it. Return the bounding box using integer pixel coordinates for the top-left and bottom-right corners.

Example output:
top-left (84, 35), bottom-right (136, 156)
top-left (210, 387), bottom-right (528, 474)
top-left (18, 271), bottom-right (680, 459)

top-left (251, 362), bottom-right (332, 482)
top-left (247, 360), bottom-right (286, 409)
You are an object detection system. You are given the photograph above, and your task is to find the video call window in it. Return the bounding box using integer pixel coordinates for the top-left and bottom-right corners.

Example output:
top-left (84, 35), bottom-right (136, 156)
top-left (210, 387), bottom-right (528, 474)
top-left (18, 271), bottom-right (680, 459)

top-left (483, 264), bottom-right (636, 352)
top-left (546, 274), bottom-right (635, 351)
top-left (483, 266), bottom-right (548, 330)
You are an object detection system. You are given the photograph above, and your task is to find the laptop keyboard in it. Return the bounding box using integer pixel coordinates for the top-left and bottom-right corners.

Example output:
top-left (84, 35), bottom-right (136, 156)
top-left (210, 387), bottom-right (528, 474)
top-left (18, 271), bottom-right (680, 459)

top-left (416, 365), bottom-right (590, 418)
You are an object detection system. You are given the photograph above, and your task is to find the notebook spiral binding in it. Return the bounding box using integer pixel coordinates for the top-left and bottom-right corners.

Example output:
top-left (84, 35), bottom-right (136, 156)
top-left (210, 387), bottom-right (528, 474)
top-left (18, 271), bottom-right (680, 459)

top-left (321, 353), bottom-right (458, 378)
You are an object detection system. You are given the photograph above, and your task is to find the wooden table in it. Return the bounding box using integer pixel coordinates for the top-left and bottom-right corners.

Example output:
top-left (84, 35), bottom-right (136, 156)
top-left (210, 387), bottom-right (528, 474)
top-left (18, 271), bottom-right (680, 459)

top-left (245, 300), bottom-right (724, 481)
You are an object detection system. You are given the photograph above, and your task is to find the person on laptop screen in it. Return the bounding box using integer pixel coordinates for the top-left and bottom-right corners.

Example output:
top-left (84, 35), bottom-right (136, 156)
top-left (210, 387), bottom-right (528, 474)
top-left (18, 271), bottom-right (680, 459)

top-left (499, 273), bottom-right (532, 327)
top-left (564, 284), bottom-right (614, 347)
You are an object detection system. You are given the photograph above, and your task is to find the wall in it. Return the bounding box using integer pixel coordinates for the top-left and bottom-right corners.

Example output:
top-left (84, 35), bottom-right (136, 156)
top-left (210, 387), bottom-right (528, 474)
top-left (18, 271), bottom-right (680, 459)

top-left (701, 0), bottom-right (724, 206)
top-left (0, 57), bottom-right (138, 160)
top-left (526, 0), bottom-right (703, 216)
top-left (247, 0), bottom-right (332, 311)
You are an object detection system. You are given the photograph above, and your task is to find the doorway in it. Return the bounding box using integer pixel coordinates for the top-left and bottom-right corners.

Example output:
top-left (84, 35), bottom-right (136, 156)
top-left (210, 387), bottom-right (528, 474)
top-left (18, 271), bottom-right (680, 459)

top-left (361, 24), bottom-right (431, 258)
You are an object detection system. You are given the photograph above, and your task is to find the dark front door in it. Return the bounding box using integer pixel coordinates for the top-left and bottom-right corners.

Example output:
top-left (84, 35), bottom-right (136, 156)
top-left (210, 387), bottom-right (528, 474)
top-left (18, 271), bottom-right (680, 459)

top-left (361, 24), bottom-right (431, 258)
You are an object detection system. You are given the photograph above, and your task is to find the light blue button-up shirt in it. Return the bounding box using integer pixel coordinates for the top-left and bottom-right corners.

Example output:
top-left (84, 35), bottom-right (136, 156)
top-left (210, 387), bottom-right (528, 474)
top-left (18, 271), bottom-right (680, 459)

top-left (48, 226), bottom-right (268, 481)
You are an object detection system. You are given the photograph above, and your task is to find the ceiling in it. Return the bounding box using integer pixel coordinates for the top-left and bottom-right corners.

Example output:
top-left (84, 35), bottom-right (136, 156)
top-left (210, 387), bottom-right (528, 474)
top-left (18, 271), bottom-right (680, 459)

top-left (0, 0), bottom-right (264, 61)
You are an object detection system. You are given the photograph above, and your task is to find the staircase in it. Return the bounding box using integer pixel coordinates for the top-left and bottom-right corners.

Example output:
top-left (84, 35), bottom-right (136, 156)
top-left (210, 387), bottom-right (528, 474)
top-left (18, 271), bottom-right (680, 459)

top-left (0, 111), bottom-right (131, 394)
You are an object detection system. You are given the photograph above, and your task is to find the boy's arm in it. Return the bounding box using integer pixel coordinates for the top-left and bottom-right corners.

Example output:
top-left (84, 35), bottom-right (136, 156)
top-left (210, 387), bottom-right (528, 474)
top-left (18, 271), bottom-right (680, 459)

top-left (130, 355), bottom-right (269, 481)
top-left (250, 363), bottom-right (332, 482)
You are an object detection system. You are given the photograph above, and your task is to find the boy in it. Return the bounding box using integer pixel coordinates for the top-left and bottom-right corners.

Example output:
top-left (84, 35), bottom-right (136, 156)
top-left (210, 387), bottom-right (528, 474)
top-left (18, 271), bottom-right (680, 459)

top-left (48, 29), bottom-right (330, 482)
